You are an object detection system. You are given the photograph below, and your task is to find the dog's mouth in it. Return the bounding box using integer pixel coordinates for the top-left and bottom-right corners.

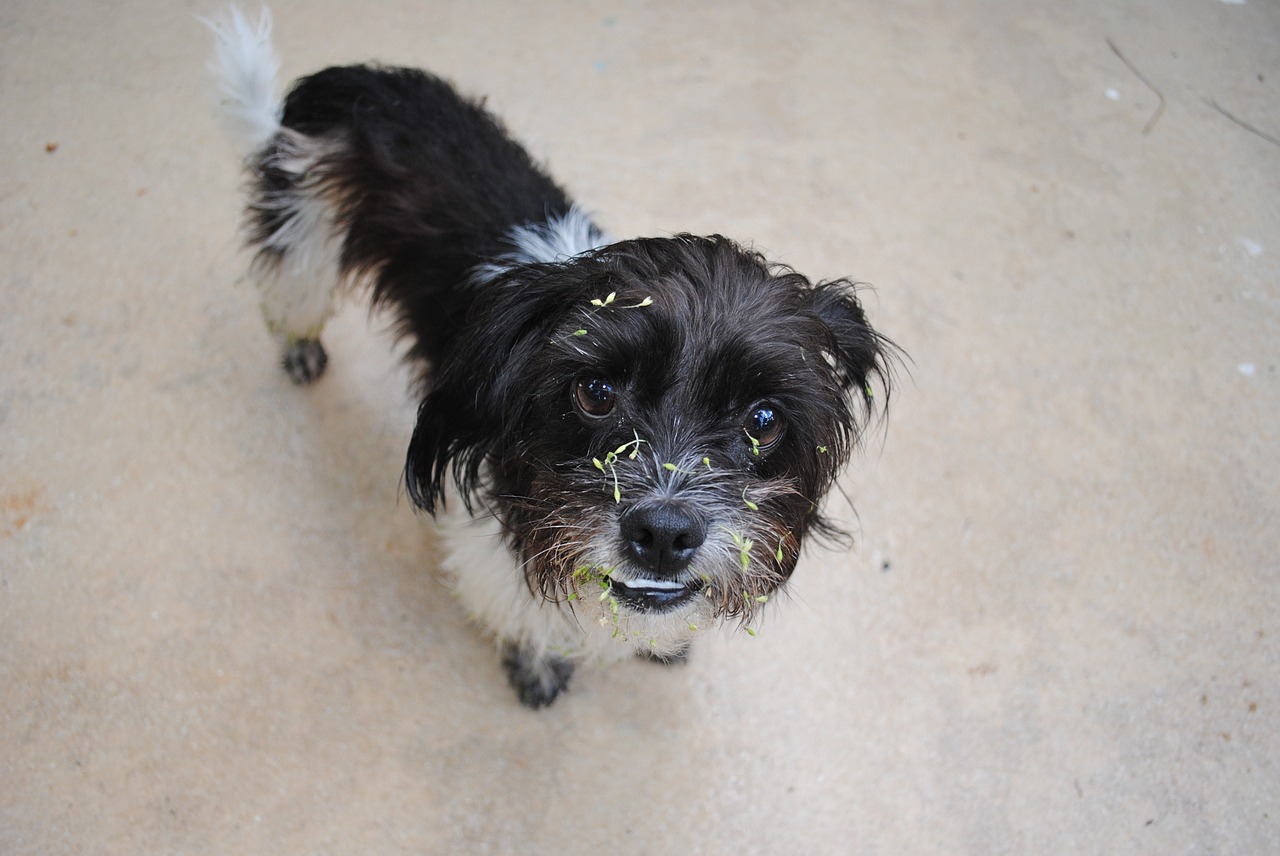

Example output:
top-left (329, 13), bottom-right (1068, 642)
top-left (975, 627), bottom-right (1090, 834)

top-left (608, 576), bottom-right (703, 613)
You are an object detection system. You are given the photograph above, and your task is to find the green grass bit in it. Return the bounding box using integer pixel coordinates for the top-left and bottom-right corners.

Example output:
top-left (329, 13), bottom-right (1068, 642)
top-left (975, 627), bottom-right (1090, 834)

top-left (612, 432), bottom-right (646, 460)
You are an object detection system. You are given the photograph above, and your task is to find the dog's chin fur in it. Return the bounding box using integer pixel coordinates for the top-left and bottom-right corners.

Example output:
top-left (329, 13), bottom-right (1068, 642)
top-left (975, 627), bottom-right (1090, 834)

top-left (437, 500), bottom-right (707, 663)
top-left (209, 6), bottom-right (897, 708)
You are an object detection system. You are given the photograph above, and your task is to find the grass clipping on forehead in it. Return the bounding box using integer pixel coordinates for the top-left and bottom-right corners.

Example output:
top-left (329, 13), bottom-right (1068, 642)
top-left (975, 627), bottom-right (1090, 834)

top-left (591, 292), bottom-right (653, 310)
top-left (569, 292), bottom-right (654, 341)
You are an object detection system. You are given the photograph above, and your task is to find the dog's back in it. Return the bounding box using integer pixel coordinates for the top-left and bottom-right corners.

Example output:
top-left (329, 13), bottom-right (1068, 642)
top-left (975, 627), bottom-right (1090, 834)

top-left (208, 6), bottom-right (602, 381)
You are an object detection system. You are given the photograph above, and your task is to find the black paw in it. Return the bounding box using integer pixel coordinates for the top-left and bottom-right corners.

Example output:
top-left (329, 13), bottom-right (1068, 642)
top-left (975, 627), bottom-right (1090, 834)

top-left (282, 338), bottom-right (327, 385)
top-left (502, 643), bottom-right (574, 709)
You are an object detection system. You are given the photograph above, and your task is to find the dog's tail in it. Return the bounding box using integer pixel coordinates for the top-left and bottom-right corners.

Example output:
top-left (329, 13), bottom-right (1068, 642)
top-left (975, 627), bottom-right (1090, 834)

top-left (205, 5), bottom-right (282, 154)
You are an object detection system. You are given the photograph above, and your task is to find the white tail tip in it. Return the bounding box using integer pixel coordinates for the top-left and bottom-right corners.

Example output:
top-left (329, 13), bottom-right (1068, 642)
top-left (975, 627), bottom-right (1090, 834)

top-left (204, 4), bottom-right (282, 152)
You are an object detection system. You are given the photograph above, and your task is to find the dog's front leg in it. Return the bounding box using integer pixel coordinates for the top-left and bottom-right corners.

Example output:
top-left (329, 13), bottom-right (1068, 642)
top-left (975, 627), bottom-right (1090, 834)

top-left (501, 642), bottom-right (574, 709)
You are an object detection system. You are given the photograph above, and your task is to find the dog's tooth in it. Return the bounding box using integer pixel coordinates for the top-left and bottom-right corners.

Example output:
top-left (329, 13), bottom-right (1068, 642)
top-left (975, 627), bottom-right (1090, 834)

top-left (621, 577), bottom-right (685, 591)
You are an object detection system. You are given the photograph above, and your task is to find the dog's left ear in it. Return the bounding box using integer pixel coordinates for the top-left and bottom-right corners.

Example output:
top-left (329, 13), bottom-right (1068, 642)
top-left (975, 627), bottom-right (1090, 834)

top-left (804, 281), bottom-right (893, 411)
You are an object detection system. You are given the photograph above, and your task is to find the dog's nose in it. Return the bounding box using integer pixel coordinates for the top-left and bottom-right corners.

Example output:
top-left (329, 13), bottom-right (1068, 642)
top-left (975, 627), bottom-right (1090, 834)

top-left (619, 501), bottom-right (706, 576)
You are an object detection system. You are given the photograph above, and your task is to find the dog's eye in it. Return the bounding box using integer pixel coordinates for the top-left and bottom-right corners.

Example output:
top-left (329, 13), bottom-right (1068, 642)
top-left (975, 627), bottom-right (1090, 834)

top-left (574, 378), bottom-right (616, 417)
top-left (744, 402), bottom-right (785, 453)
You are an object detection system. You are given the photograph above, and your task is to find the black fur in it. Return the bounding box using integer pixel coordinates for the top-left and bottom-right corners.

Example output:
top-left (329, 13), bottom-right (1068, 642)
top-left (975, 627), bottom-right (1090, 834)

top-left (250, 64), bottom-right (578, 368)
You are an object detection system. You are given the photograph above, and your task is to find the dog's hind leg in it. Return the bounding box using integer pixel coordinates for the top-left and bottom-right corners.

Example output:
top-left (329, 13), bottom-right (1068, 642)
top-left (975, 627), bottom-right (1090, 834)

top-left (243, 131), bottom-right (345, 384)
top-left (208, 6), bottom-right (340, 384)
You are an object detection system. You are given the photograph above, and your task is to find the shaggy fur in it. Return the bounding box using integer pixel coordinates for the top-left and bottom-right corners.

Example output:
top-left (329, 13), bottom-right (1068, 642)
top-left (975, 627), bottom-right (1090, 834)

top-left (209, 6), bottom-right (897, 708)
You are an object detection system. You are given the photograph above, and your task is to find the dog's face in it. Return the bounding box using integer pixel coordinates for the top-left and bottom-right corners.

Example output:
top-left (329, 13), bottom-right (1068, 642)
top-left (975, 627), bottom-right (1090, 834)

top-left (407, 235), bottom-right (890, 637)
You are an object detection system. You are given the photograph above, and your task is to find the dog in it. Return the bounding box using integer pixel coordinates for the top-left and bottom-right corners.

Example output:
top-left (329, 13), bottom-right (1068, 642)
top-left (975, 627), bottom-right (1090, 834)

top-left (208, 7), bottom-right (897, 707)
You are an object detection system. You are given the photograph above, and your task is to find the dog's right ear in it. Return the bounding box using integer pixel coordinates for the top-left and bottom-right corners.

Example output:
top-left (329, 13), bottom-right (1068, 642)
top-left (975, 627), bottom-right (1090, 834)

top-left (403, 384), bottom-right (481, 516)
top-left (402, 269), bottom-right (580, 515)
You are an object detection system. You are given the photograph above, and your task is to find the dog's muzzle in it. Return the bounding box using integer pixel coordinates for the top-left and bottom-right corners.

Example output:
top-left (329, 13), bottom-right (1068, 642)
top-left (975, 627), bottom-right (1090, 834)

top-left (613, 499), bottom-right (706, 612)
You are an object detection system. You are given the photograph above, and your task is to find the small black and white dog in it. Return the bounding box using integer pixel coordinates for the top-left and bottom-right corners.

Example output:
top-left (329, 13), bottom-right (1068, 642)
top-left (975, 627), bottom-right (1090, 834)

top-left (210, 7), bottom-right (896, 707)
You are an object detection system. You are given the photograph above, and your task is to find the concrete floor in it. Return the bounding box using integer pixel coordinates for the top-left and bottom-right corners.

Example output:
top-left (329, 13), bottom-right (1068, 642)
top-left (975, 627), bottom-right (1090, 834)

top-left (2, 1), bottom-right (1277, 853)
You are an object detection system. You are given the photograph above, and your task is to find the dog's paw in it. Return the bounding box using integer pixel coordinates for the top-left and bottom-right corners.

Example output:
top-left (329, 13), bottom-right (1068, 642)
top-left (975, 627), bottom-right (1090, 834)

top-left (502, 643), bottom-right (574, 709)
top-left (282, 338), bottom-right (328, 385)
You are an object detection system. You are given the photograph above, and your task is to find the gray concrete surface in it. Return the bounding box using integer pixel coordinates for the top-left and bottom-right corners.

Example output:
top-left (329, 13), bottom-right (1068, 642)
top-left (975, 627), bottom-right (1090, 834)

top-left (2, 1), bottom-right (1277, 853)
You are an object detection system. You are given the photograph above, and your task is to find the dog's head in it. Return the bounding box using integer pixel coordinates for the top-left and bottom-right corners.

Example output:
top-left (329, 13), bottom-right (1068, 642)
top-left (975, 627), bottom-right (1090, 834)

top-left (406, 235), bottom-right (893, 639)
